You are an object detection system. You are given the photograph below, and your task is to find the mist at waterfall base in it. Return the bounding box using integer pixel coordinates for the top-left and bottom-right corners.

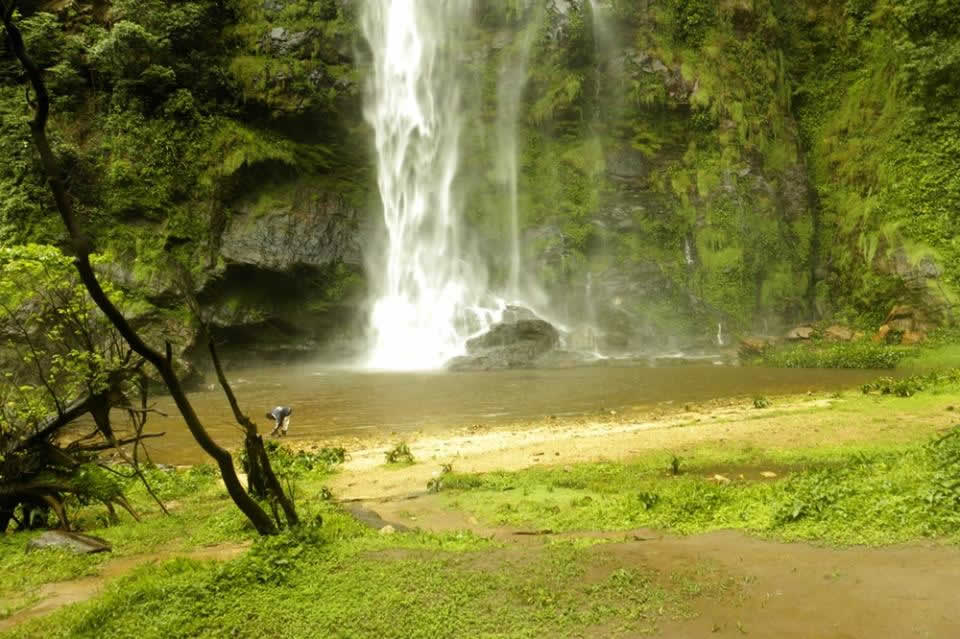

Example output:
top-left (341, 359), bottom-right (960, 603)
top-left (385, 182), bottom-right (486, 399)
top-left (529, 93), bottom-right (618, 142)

top-left (358, 0), bottom-right (722, 371)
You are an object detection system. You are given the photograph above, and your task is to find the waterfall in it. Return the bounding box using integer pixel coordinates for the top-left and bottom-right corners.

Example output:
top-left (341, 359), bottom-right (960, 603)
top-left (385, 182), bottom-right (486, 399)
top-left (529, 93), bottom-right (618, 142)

top-left (586, 0), bottom-right (614, 55)
top-left (361, 0), bottom-right (491, 370)
top-left (496, 20), bottom-right (537, 300)
top-left (584, 272), bottom-right (599, 352)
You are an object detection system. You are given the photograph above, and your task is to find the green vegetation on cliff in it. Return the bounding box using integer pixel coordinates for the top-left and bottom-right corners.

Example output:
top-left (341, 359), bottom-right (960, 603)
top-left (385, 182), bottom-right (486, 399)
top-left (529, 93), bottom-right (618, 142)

top-left (1, 0), bottom-right (957, 359)
top-left (0, 0), bottom-right (365, 360)
top-left (786, 0), bottom-right (960, 326)
top-left (463, 0), bottom-right (958, 346)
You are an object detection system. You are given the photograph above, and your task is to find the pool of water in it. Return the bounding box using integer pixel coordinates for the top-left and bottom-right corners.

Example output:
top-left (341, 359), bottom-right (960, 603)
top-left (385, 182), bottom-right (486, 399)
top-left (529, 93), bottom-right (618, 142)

top-left (132, 363), bottom-right (885, 463)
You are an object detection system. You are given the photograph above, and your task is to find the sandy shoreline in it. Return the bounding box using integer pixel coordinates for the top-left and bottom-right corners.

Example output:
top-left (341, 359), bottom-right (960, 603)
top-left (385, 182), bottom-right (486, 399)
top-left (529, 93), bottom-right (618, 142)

top-left (306, 390), bottom-right (958, 501)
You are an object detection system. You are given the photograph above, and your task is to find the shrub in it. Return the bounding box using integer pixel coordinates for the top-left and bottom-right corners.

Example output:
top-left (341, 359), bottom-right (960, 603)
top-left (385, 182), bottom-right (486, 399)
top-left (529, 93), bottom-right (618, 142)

top-left (239, 442), bottom-right (346, 480)
top-left (760, 341), bottom-right (910, 369)
top-left (384, 442), bottom-right (414, 465)
top-left (861, 369), bottom-right (960, 397)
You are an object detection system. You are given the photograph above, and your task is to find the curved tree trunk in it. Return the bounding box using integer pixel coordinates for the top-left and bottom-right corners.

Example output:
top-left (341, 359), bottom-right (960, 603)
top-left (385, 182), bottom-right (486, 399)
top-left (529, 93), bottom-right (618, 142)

top-left (0, 499), bottom-right (13, 533)
top-left (244, 432), bottom-right (268, 498)
top-left (209, 339), bottom-right (299, 528)
top-left (1, 2), bottom-right (277, 536)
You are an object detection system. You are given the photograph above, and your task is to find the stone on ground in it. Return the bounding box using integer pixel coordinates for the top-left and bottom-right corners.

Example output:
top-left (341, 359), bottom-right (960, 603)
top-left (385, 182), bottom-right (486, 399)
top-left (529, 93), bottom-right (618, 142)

top-left (26, 531), bottom-right (112, 554)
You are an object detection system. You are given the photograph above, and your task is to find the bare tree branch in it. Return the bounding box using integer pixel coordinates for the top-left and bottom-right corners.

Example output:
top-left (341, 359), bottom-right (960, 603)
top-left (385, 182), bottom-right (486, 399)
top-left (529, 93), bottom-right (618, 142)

top-left (208, 338), bottom-right (299, 527)
top-left (77, 432), bottom-right (165, 452)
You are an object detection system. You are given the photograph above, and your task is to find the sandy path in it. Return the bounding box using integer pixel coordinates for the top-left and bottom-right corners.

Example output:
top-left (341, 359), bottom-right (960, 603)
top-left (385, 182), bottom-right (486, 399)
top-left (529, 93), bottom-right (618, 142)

top-left (322, 393), bottom-right (956, 501)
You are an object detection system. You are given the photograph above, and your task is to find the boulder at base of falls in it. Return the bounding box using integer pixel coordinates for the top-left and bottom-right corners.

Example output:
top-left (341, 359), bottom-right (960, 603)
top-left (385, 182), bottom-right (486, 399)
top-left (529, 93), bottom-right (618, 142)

top-left (739, 336), bottom-right (775, 359)
top-left (26, 531), bottom-right (112, 554)
top-left (447, 319), bottom-right (560, 371)
top-left (785, 325), bottom-right (814, 341)
top-left (824, 324), bottom-right (855, 341)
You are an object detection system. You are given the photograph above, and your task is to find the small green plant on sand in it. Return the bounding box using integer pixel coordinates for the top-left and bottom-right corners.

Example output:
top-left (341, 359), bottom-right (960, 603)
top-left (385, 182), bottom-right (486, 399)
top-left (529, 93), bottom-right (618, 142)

top-left (670, 455), bottom-right (683, 475)
top-left (385, 442), bottom-right (415, 465)
top-left (753, 396), bottom-right (771, 409)
top-left (427, 464), bottom-right (454, 493)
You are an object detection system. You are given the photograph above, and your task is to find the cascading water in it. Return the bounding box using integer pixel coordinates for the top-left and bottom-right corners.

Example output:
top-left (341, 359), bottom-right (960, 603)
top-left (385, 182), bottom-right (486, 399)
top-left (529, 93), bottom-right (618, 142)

top-left (496, 14), bottom-right (539, 301)
top-left (361, 0), bottom-right (493, 370)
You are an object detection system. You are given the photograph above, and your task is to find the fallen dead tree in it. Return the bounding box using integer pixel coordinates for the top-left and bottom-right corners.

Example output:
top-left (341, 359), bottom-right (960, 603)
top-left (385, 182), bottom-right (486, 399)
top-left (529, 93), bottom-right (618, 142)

top-left (0, 245), bottom-right (167, 533)
top-left (0, 376), bottom-right (165, 533)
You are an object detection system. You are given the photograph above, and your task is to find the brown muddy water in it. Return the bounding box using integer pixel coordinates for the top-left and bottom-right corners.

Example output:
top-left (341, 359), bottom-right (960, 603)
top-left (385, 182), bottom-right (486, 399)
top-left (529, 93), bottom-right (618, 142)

top-left (130, 364), bottom-right (886, 464)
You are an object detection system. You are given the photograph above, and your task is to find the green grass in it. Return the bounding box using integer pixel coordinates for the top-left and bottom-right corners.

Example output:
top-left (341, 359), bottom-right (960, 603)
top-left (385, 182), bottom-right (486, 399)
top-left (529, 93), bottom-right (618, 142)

top-left (0, 445), bottom-right (353, 610)
top-left (908, 344), bottom-right (960, 370)
top-left (4, 389), bottom-right (960, 636)
top-left (0, 448), bottom-right (739, 638)
top-left (0, 549), bottom-right (106, 600)
top-left (439, 423), bottom-right (960, 545)
top-left (2, 500), bottom-right (737, 639)
top-left (860, 369), bottom-right (960, 397)
top-left (0, 466), bottom-right (251, 601)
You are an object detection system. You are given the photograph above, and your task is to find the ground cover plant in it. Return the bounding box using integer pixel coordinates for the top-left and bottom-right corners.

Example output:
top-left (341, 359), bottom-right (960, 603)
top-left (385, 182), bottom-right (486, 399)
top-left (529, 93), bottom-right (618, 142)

top-left (2, 384), bottom-right (959, 637)
top-left (440, 424), bottom-right (960, 545)
top-left (860, 368), bottom-right (960, 397)
top-left (0, 465), bottom-right (245, 604)
top-left (0, 441), bottom-right (346, 616)
top-left (757, 340), bottom-right (912, 369)
top-left (1, 464), bottom-right (740, 639)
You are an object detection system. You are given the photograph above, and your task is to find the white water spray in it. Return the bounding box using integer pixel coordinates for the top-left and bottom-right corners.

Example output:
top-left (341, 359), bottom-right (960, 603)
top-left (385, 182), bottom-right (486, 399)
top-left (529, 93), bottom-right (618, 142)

top-left (361, 0), bottom-right (493, 370)
top-left (496, 23), bottom-right (537, 300)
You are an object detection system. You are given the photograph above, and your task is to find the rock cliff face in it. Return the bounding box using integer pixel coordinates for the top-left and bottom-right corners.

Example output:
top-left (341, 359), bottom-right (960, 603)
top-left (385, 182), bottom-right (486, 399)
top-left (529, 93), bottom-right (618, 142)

top-left (220, 186), bottom-right (361, 272)
top-left (192, 179), bottom-right (366, 364)
top-left (0, 0), bottom-right (956, 369)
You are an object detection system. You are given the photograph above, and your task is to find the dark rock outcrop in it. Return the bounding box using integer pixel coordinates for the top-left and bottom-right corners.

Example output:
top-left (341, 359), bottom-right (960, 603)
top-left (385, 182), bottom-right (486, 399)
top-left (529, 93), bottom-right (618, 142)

top-left (876, 249), bottom-right (957, 323)
top-left (500, 305), bottom-right (539, 323)
top-left (220, 186), bottom-right (361, 273)
top-left (190, 181), bottom-right (367, 365)
top-left (264, 27), bottom-right (315, 56)
top-left (447, 319), bottom-right (559, 371)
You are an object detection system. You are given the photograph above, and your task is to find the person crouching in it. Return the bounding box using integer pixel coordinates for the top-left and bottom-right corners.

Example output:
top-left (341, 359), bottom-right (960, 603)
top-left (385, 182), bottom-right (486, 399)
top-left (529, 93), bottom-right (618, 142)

top-left (266, 406), bottom-right (293, 437)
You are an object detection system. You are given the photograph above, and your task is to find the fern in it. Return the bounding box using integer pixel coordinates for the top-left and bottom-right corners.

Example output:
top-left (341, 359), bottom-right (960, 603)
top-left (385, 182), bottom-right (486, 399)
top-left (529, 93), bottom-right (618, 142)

top-left (529, 72), bottom-right (583, 125)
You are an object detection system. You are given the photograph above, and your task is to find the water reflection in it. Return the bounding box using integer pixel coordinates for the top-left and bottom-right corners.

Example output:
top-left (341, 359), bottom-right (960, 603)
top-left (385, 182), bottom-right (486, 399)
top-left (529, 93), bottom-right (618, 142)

top-left (137, 364), bottom-right (885, 463)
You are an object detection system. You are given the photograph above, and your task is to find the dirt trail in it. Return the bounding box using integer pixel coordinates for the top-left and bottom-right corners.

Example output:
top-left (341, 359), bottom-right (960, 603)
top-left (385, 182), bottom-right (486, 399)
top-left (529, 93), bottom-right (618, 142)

top-left (654, 532), bottom-right (959, 638)
top-left (0, 542), bottom-right (249, 632)
top-left (351, 492), bottom-right (960, 638)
